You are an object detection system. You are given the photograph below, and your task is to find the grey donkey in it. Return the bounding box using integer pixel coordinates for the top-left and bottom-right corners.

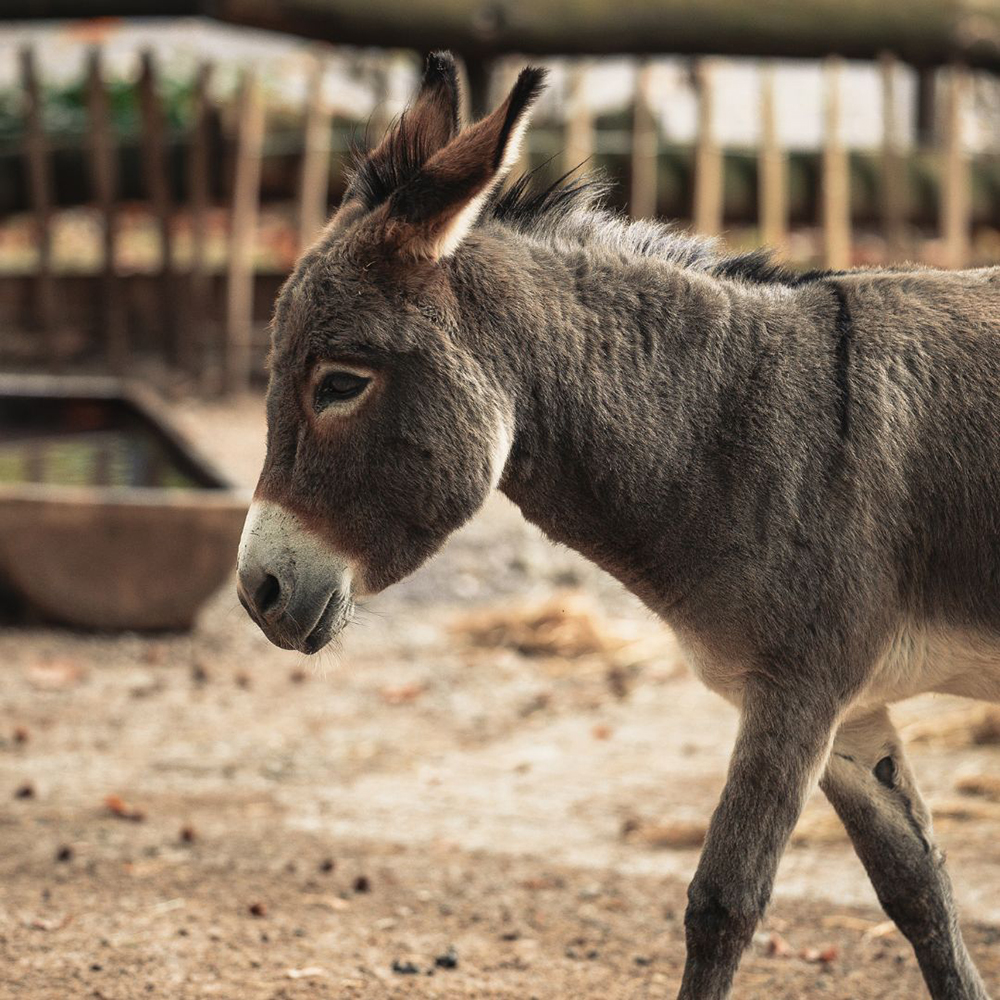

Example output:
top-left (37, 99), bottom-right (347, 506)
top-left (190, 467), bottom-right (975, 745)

top-left (237, 52), bottom-right (1000, 999)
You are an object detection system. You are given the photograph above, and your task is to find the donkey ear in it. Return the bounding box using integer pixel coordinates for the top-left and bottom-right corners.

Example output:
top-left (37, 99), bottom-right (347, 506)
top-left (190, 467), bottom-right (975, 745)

top-left (380, 66), bottom-right (546, 262)
top-left (364, 50), bottom-right (461, 174)
top-left (407, 50), bottom-right (462, 148)
top-left (328, 52), bottom-right (462, 232)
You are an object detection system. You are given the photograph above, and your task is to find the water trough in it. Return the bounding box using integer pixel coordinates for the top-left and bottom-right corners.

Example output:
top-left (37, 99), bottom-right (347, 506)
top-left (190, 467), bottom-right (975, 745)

top-left (0, 375), bottom-right (248, 630)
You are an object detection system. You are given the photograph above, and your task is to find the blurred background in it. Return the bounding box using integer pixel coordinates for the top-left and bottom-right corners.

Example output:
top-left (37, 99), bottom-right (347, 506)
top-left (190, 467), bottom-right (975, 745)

top-left (3, 9), bottom-right (1000, 385)
top-left (2, 5), bottom-right (1000, 999)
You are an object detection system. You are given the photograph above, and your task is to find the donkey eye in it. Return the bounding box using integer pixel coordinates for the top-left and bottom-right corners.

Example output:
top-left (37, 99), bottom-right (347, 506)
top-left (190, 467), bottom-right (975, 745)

top-left (314, 371), bottom-right (371, 412)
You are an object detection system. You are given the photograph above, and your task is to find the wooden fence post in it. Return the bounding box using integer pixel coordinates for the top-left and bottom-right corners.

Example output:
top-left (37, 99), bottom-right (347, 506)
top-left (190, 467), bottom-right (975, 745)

top-left (188, 61), bottom-right (213, 384)
top-left (941, 64), bottom-right (970, 269)
top-left (879, 52), bottom-right (908, 262)
top-left (138, 50), bottom-right (178, 363)
top-left (20, 47), bottom-right (57, 356)
top-left (692, 59), bottom-right (723, 236)
top-left (297, 53), bottom-right (332, 250)
top-left (225, 70), bottom-right (264, 395)
top-left (630, 60), bottom-right (658, 219)
top-left (821, 56), bottom-right (851, 270)
top-left (916, 67), bottom-right (937, 147)
top-left (563, 60), bottom-right (594, 176)
top-left (85, 46), bottom-right (125, 372)
top-left (758, 64), bottom-right (787, 252)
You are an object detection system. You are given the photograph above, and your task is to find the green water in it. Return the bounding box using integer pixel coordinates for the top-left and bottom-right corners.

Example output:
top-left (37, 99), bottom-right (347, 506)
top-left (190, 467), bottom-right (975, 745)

top-left (0, 430), bottom-right (200, 489)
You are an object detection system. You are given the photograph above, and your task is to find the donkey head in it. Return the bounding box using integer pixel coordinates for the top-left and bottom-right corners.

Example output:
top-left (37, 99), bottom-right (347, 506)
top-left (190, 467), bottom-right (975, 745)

top-left (237, 53), bottom-right (545, 653)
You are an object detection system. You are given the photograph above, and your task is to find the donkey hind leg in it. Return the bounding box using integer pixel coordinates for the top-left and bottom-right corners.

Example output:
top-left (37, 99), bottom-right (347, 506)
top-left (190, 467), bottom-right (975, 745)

top-left (677, 681), bottom-right (842, 1000)
top-left (821, 706), bottom-right (990, 1000)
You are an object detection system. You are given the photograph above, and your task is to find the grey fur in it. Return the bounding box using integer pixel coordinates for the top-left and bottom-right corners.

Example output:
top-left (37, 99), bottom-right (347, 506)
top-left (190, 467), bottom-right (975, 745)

top-left (240, 54), bottom-right (999, 1000)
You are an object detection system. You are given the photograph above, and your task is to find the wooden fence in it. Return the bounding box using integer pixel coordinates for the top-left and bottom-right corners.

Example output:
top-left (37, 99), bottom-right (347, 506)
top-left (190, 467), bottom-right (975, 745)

top-left (3, 46), bottom-right (991, 394)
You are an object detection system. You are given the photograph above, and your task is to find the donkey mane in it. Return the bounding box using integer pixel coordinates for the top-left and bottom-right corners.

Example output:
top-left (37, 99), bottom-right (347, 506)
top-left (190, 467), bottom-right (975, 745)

top-left (489, 173), bottom-right (846, 286)
top-left (487, 168), bottom-right (720, 271)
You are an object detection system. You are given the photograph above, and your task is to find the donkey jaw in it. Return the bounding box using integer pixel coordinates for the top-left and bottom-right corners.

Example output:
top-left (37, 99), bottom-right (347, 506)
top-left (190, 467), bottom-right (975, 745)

top-left (236, 500), bottom-right (356, 654)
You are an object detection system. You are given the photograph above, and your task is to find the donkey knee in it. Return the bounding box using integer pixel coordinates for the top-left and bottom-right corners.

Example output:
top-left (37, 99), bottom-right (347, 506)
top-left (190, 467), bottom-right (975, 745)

top-left (684, 879), bottom-right (763, 957)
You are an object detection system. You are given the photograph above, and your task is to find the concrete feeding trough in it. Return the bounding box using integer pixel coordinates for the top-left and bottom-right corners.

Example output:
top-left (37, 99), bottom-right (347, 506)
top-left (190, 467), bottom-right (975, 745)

top-left (0, 375), bottom-right (249, 630)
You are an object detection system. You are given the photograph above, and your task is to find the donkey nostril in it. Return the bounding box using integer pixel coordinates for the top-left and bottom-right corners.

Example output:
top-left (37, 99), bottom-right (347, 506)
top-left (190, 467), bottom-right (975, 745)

top-left (255, 573), bottom-right (281, 616)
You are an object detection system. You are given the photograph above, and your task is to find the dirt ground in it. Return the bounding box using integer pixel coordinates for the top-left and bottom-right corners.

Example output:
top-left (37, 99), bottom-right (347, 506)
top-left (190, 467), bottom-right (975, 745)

top-left (3, 394), bottom-right (1000, 1000)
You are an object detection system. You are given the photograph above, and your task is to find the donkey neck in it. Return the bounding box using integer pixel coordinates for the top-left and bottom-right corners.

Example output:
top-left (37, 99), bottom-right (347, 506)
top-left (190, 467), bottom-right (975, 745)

top-left (454, 236), bottom-right (780, 613)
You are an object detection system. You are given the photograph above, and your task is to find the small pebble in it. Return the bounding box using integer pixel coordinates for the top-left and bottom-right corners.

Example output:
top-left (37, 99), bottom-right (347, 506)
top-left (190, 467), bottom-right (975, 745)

top-left (391, 959), bottom-right (420, 975)
top-left (55, 845), bottom-right (73, 863)
top-left (353, 875), bottom-right (371, 893)
top-left (143, 644), bottom-right (166, 665)
top-left (434, 947), bottom-right (458, 970)
top-left (14, 782), bottom-right (34, 799)
top-left (248, 902), bottom-right (267, 917)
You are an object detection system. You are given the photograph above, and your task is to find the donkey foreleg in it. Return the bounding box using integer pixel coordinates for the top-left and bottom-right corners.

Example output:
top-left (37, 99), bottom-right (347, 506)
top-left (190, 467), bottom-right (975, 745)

top-left (821, 706), bottom-right (991, 1000)
top-left (677, 680), bottom-right (842, 1000)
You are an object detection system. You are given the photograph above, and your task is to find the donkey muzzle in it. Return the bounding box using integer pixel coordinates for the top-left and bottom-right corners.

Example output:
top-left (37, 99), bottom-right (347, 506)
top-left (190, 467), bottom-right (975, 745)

top-left (237, 501), bottom-right (353, 654)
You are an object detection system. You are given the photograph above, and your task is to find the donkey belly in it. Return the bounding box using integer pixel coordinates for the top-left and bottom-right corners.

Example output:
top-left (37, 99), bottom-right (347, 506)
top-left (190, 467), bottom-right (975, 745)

top-left (860, 622), bottom-right (1000, 707)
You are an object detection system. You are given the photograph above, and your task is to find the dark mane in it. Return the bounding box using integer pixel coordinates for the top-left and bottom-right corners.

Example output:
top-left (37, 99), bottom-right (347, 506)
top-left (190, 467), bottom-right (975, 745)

top-left (484, 165), bottom-right (721, 271)
top-left (484, 168), bottom-right (834, 284)
top-left (488, 166), bottom-right (610, 232)
top-left (711, 248), bottom-right (835, 287)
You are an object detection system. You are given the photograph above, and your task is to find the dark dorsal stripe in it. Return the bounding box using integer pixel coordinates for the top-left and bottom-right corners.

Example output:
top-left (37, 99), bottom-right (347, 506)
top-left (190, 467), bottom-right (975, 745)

top-left (827, 282), bottom-right (854, 440)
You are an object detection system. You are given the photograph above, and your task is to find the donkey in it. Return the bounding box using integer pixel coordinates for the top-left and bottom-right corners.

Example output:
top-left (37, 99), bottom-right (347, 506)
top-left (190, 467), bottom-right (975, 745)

top-left (237, 52), bottom-right (1000, 999)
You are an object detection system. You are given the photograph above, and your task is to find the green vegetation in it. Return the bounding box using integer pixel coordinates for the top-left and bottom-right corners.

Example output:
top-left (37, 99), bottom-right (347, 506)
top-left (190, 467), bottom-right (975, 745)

top-left (0, 74), bottom-right (197, 152)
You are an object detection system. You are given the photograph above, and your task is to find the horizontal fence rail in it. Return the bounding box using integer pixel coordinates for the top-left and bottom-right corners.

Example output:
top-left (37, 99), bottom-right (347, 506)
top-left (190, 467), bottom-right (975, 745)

top-left (0, 45), bottom-right (995, 393)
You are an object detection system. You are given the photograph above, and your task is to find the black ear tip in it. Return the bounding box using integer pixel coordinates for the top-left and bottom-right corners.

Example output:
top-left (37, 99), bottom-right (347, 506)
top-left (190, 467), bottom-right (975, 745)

top-left (424, 50), bottom-right (458, 84)
top-left (512, 65), bottom-right (548, 107)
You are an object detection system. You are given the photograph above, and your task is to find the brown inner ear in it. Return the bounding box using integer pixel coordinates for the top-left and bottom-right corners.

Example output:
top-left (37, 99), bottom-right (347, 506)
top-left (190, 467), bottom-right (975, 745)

top-left (328, 52), bottom-right (462, 236)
